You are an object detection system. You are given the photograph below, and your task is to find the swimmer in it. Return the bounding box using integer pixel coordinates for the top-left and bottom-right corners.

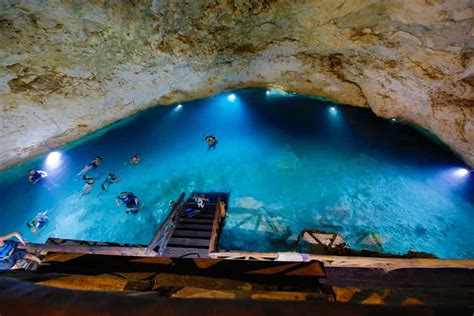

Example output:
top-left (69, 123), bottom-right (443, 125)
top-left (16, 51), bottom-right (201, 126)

top-left (101, 172), bottom-right (121, 191)
top-left (116, 192), bottom-right (141, 214)
top-left (130, 154), bottom-right (141, 165)
top-left (192, 193), bottom-right (209, 209)
top-left (26, 210), bottom-right (49, 234)
top-left (81, 175), bottom-right (95, 197)
top-left (78, 156), bottom-right (102, 176)
top-left (203, 135), bottom-right (218, 151)
top-left (28, 169), bottom-right (48, 184)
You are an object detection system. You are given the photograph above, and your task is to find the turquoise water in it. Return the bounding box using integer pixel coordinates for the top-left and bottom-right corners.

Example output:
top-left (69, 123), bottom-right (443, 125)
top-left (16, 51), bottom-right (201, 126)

top-left (0, 89), bottom-right (472, 258)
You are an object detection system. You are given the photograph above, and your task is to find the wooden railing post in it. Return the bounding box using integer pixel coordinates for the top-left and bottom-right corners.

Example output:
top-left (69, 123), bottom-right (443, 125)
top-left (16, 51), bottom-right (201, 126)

top-left (208, 196), bottom-right (222, 253)
top-left (147, 192), bottom-right (185, 251)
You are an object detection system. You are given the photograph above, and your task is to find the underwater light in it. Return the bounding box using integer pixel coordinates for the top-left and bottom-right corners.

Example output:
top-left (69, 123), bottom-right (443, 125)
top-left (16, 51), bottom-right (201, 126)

top-left (266, 88), bottom-right (289, 96)
top-left (453, 168), bottom-right (470, 177)
top-left (227, 94), bottom-right (236, 102)
top-left (329, 107), bottom-right (337, 114)
top-left (391, 118), bottom-right (397, 122)
top-left (45, 151), bottom-right (62, 169)
top-left (174, 104), bottom-right (182, 112)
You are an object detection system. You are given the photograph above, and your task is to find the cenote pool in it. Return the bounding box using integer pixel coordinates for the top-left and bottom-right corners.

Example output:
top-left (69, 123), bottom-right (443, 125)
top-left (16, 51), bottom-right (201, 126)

top-left (0, 88), bottom-right (473, 258)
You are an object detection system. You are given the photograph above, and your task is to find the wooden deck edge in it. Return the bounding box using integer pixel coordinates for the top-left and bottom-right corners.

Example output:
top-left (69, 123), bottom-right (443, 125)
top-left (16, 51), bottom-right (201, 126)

top-left (20, 243), bottom-right (159, 257)
top-left (209, 251), bottom-right (474, 272)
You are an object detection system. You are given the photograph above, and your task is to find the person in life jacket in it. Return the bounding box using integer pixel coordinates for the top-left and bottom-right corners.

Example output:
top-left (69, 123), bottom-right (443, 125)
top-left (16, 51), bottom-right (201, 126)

top-left (28, 169), bottom-right (48, 184)
top-left (116, 192), bottom-right (141, 214)
top-left (0, 231), bottom-right (41, 270)
top-left (203, 135), bottom-right (218, 151)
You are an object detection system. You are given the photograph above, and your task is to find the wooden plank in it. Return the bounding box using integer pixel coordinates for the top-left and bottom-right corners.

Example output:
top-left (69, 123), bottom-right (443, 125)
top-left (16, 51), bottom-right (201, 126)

top-left (21, 243), bottom-right (158, 257)
top-left (177, 224), bottom-right (213, 230)
top-left (178, 218), bottom-right (214, 224)
top-left (168, 238), bottom-right (210, 247)
top-left (180, 213), bottom-right (214, 219)
top-left (208, 196), bottom-right (222, 253)
top-left (163, 247), bottom-right (209, 258)
top-left (209, 251), bottom-right (474, 272)
top-left (172, 230), bottom-right (212, 238)
top-left (147, 192), bottom-right (185, 250)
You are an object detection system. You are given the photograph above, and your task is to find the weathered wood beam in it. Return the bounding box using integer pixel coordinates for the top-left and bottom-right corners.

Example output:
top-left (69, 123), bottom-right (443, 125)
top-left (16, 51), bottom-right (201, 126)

top-left (19, 243), bottom-right (159, 257)
top-left (208, 196), bottom-right (222, 253)
top-left (209, 251), bottom-right (474, 272)
top-left (148, 192), bottom-right (185, 250)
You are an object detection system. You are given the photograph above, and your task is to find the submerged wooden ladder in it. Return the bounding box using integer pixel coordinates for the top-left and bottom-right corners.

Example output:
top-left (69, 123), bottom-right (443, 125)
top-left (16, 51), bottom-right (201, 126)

top-left (148, 192), bottom-right (228, 258)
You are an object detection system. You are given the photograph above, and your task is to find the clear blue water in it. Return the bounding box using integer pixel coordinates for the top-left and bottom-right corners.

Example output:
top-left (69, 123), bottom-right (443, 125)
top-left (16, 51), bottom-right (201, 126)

top-left (0, 89), bottom-right (473, 258)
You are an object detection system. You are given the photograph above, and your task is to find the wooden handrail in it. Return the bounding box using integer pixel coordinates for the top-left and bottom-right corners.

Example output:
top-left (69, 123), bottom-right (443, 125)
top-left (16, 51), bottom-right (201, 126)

top-left (209, 251), bottom-right (474, 272)
top-left (208, 196), bottom-right (222, 253)
top-left (147, 192), bottom-right (185, 251)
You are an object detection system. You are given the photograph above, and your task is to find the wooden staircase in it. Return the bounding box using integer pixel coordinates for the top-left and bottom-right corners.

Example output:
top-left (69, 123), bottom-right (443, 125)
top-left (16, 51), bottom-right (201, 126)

top-left (148, 192), bottom-right (228, 258)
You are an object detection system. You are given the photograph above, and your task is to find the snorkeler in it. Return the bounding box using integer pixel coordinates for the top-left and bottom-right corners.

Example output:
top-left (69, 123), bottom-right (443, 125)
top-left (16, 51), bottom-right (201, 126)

top-left (130, 154), bottom-right (141, 165)
top-left (78, 156), bottom-right (102, 176)
top-left (116, 192), bottom-right (141, 214)
top-left (28, 169), bottom-right (48, 184)
top-left (81, 175), bottom-right (95, 196)
top-left (26, 210), bottom-right (49, 234)
top-left (101, 172), bottom-right (121, 191)
top-left (192, 193), bottom-right (209, 209)
top-left (203, 135), bottom-right (218, 151)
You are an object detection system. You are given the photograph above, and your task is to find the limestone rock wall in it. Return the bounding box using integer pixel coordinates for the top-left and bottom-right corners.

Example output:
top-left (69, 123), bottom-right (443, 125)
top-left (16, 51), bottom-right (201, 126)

top-left (0, 0), bottom-right (473, 169)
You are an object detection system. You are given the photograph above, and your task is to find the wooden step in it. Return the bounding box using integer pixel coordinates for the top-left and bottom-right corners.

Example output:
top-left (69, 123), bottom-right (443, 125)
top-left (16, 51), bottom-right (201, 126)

top-left (176, 223), bottom-right (213, 231)
top-left (178, 218), bottom-right (214, 224)
top-left (184, 205), bottom-right (216, 211)
top-left (179, 213), bottom-right (214, 219)
top-left (172, 230), bottom-right (211, 239)
top-left (168, 238), bottom-right (210, 248)
top-left (163, 247), bottom-right (209, 258)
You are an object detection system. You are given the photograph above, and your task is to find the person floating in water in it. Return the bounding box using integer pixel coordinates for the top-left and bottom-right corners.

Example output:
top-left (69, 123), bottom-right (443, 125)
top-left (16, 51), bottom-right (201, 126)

top-left (28, 169), bottom-right (48, 184)
top-left (203, 135), bottom-right (218, 151)
top-left (26, 210), bottom-right (49, 234)
top-left (116, 192), bottom-right (141, 214)
top-left (78, 156), bottom-right (102, 176)
top-left (101, 172), bottom-right (121, 191)
top-left (192, 193), bottom-right (209, 209)
top-left (81, 175), bottom-right (95, 197)
top-left (130, 154), bottom-right (141, 165)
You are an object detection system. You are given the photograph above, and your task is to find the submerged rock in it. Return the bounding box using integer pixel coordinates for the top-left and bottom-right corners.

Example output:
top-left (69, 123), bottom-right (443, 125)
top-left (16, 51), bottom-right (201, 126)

top-left (233, 196), bottom-right (265, 210)
top-left (360, 233), bottom-right (384, 248)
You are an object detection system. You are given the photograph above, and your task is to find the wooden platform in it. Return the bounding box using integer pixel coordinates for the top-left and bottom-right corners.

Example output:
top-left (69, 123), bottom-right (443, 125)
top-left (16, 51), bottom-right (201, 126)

top-left (1, 253), bottom-right (472, 314)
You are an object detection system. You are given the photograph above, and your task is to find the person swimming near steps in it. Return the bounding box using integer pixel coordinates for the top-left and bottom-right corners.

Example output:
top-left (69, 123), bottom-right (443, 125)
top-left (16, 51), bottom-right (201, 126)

top-left (26, 210), bottom-right (49, 234)
top-left (130, 154), bottom-right (141, 165)
top-left (192, 193), bottom-right (209, 209)
top-left (78, 156), bottom-right (102, 176)
top-left (101, 172), bottom-right (121, 191)
top-left (81, 175), bottom-right (95, 197)
top-left (203, 135), bottom-right (218, 151)
top-left (116, 192), bottom-right (141, 214)
top-left (28, 169), bottom-right (48, 184)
